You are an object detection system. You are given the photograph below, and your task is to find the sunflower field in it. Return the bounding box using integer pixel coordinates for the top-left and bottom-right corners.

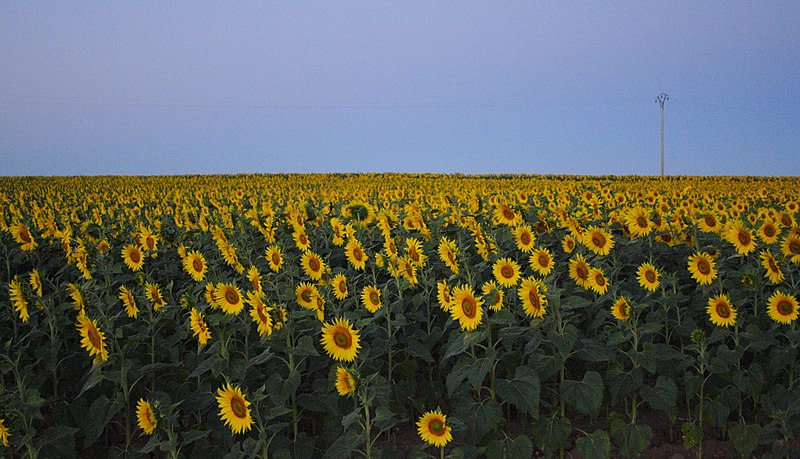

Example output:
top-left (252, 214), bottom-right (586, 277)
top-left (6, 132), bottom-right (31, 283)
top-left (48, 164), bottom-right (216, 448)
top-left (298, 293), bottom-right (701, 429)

top-left (1, 174), bottom-right (800, 458)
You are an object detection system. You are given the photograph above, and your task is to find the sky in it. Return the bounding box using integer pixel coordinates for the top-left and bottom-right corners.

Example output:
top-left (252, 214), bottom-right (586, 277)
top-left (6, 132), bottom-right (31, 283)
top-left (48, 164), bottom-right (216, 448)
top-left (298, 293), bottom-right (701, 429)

top-left (1, 2), bottom-right (799, 177)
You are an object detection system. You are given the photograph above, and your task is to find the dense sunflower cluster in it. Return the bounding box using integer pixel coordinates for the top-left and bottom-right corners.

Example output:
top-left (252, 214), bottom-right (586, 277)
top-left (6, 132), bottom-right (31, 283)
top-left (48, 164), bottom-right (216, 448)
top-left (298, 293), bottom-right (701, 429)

top-left (1, 174), bottom-right (799, 456)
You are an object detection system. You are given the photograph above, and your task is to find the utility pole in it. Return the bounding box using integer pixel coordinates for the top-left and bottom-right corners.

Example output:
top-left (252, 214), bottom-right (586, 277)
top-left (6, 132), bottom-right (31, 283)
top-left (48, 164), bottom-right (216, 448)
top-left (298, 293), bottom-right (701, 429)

top-left (655, 93), bottom-right (669, 177)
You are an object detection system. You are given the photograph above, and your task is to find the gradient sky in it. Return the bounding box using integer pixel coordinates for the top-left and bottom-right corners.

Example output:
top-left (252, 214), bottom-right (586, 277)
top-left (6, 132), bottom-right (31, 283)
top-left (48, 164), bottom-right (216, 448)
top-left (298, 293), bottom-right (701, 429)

top-left (1, 2), bottom-right (798, 177)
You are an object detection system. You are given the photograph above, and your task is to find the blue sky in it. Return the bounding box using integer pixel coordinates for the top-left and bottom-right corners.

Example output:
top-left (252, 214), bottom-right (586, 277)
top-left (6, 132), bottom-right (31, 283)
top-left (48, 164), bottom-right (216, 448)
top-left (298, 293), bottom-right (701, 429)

top-left (1, 2), bottom-right (798, 176)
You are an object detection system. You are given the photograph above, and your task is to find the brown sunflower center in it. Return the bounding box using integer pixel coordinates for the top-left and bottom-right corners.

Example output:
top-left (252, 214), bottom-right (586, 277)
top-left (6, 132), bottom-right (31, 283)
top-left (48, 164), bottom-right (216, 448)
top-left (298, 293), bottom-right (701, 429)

top-left (520, 232), bottom-right (532, 245)
top-left (462, 297), bottom-right (476, 318)
top-left (334, 329), bottom-right (352, 348)
top-left (777, 299), bottom-right (794, 316)
top-left (337, 281), bottom-right (347, 293)
top-left (225, 289), bottom-right (239, 305)
top-left (538, 254), bottom-right (549, 267)
top-left (301, 289), bottom-right (312, 302)
top-left (737, 230), bottom-right (751, 246)
top-left (705, 216), bottom-right (717, 227)
top-left (645, 270), bottom-right (657, 283)
top-left (636, 216), bottom-right (649, 229)
top-left (429, 419), bottom-right (445, 436)
top-left (230, 395), bottom-right (247, 419)
top-left (19, 227), bottom-right (31, 243)
top-left (592, 233), bottom-right (606, 248)
top-left (697, 259), bottom-right (711, 275)
top-left (716, 302), bottom-right (731, 319)
top-left (501, 265), bottom-right (514, 279)
top-left (768, 257), bottom-right (779, 273)
top-left (88, 326), bottom-right (102, 350)
top-left (502, 206), bottom-right (514, 221)
top-left (369, 291), bottom-right (380, 305)
top-left (308, 257), bottom-right (321, 272)
top-left (146, 236), bottom-right (155, 250)
top-left (763, 224), bottom-right (776, 237)
top-left (256, 305), bottom-right (269, 324)
top-left (781, 215), bottom-right (792, 226)
top-left (130, 249), bottom-right (141, 263)
top-left (271, 251), bottom-right (281, 265)
top-left (192, 258), bottom-right (203, 272)
top-left (595, 274), bottom-right (606, 286)
top-left (299, 234), bottom-right (308, 245)
top-left (577, 265), bottom-right (589, 280)
top-left (528, 290), bottom-right (541, 310)
top-left (354, 248), bottom-right (364, 261)
top-left (789, 241), bottom-right (800, 254)
top-left (446, 250), bottom-right (456, 266)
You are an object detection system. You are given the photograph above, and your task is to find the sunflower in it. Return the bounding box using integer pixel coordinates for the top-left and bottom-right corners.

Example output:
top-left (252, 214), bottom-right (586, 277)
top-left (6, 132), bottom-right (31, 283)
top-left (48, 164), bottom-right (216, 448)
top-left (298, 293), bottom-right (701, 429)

top-left (10, 223), bottom-right (37, 251)
top-left (405, 237), bottom-right (427, 267)
top-left (687, 252), bottom-right (718, 285)
top-left (246, 291), bottom-right (274, 337)
top-left (246, 265), bottom-right (262, 293)
top-left (384, 237), bottom-right (400, 259)
top-left (145, 282), bottom-right (167, 311)
top-left (138, 226), bottom-right (158, 253)
top-left (417, 410), bottom-right (453, 448)
top-left (292, 229), bottom-right (311, 252)
top-left (767, 290), bottom-right (799, 325)
top-left (724, 222), bottom-right (756, 256)
top-left (696, 213), bottom-right (721, 233)
top-left (587, 268), bottom-right (609, 295)
top-left (760, 249), bottom-right (784, 284)
top-left (182, 250), bottom-right (207, 282)
top-left (301, 251), bottom-right (326, 281)
top-left (611, 297), bottom-right (631, 321)
top-left (492, 257), bottom-right (521, 288)
top-left (494, 203), bottom-right (518, 226)
top-left (450, 284), bottom-right (484, 331)
top-left (216, 383), bottom-right (254, 435)
top-left (330, 217), bottom-right (345, 246)
top-left (397, 255), bottom-right (419, 286)
top-left (0, 418), bottom-right (9, 447)
top-left (121, 244), bottom-right (144, 272)
top-left (361, 285), bottom-right (382, 313)
top-left (335, 366), bottom-right (357, 396)
top-left (345, 238), bottom-right (368, 270)
top-left (583, 226), bottom-right (615, 256)
top-left (624, 207), bottom-right (653, 238)
top-left (320, 317), bottom-right (361, 362)
top-left (190, 307), bottom-right (212, 346)
top-left (118, 285), bottom-right (138, 318)
top-left (67, 283), bottom-right (86, 314)
top-left (295, 282), bottom-right (319, 310)
top-left (757, 220), bottom-right (780, 244)
top-left (437, 281), bottom-right (453, 312)
top-left (706, 294), bottom-right (736, 327)
top-left (636, 263), bottom-right (661, 292)
top-left (781, 234), bottom-right (800, 264)
top-left (481, 280), bottom-right (504, 312)
top-left (331, 273), bottom-right (348, 300)
top-left (136, 399), bottom-right (158, 435)
top-left (561, 234), bottom-right (576, 253)
top-left (514, 224), bottom-right (536, 253)
top-left (205, 283), bottom-right (220, 309)
top-left (437, 236), bottom-right (459, 274)
top-left (29, 269), bottom-right (43, 297)
top-left (76, 314), bottom-right (109, 362)
top-left (529, 248), bottom-right (555, 276)
top-left (259, 247), bottom-right (281, 275)
top-left (9, 277), bottom-right (29, 323)
top-left (518, 277), bottom-right (548, 318)
top-left (568, 254), bottom-right (591, 288)
top-left (214, 283), bottom-right (244, 315)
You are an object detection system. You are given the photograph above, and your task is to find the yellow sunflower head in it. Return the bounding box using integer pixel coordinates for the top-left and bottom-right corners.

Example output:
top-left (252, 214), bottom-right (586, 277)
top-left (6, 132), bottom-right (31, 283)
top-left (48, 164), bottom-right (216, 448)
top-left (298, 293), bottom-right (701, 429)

top-left (611, 297), bottom-right (631, 321)
top-left (416, 410), bottom-right (453, 448)
top-left (767, 290), bottom-right (799, 325)
top-left (492, 257), bottom-right (521, 288)
top-left (320, 317), bottom-right (361, 362)
top-left (361, 285), bottom-right (382, 314)
top-left (514, 224), bottom-right (536, 253)
top-left (76, 314), bottom-right (108, 362)
top-left (583, 226), bottom-right (614, 256)
top-left (481, 280), bottom-right (504, 312)
top-left (216, 383), bottom-right (254, 435)
top-left (214, 283), bottom-right (244, 315)
top-left (345, 238), bottom-right (368, 271)
top-left (518, 277), bottom-right (548, 318)
top-left (706, 294), bottom-right (736, 328)
top-left (530, 248), bottom-right (554, 276)
top-left (121, 244), bottom-right (144, 272)
top-left (687, 252), bottom-right (717, 285)
top-left (301, 251), bottom-right (326, 281)
top-left (636, 263), bottom-right (661, 292)
top-left (265, 245), bottom-right (283, 272)
top-left (136, 399), bottom-right (158, 435)
top-left (332, 273), bottom-right (348, 300)
top-left (182, 250), bottom-right (207, 282)
top-left (335, 366), bottom-right (357, 397)
top-left (450, 284), bottom-right (484, 331)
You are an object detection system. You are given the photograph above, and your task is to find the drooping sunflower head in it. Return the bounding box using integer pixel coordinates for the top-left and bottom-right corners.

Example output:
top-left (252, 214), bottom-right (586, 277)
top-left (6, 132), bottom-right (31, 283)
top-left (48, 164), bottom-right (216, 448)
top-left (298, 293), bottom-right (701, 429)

top-left (706, 294), bottom-right (736, 328)
top-left (518, 277), bottom-right (548, 318)
top-left (405, 237), bottom-right (426, 267)
top-left (611, 297), bottom-right (631, 321)
top-left (437, 236), bottom-right (459, 274)
top-left (335, 366), bottom-right (357, 396)
top-left (29, 269), bottom-right (43, 297)
top-left (636, 263), bottom-right (661, 292)
top-left (687, 252), bottom-right (717, 285)
top-left (450, 284), bottom-right (484, 331)
top-left (216, 383), bottom-right (254, 435)
top-left (246, 265), bottom-right (262, 293)
top-left (76, 314), bottom-right (108, 362)
top-left (482, 280), bottom-right (504, 312)
top-left (190, 307), bottom-right (212, 346)
top-left (760, 250), bottom-right (784, 284)
top-left (320, 317), bottom-right (361, 362)
top-left (136, 399), bottom-right (158, 435)
top-left (118, 285), bottom-right (138, 318)
top-left (437, 281), bottom-right (453, 312)
top-left (246, 291), bottom-right (274, 337)
top-left (361, 285), bottom-right (382, 314)
top-left (492, 257), bottom-right (521, 288)
top-left (767, 290), bottom-right (799, 325)
top-left (0, 417), bottom-right (9, 447)
top-left (416, 410), bottom-right (453, 448)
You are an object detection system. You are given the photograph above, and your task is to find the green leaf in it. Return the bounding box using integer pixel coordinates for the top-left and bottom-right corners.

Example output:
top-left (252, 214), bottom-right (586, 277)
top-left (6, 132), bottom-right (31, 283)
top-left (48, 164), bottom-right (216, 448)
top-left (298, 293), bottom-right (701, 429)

top-left (294, 335), bottom-right (319, 356)
top-left (373, 406), bottom-right (398, 430)
top-left (182, 429), bottom-right (211, 444)
top-left (82, 395), bottom-right (122, 447)
top-left (560, 370), bottom-right (603, 417)
top-left (282, 369), bottom-right (300, 400)
top-left (494, 366), bottom-right (540, 419)
top-left (467, 351), bottom-right (496, 392)
top-left (406, 338), bottom-right (434, 363)
top-left (575, 429), bottom-right (611, 459)
top-left (639, 376), bottom-right (677, 418)
top-left (551, 323), bottom-right (578, 359)
top-left (446, 358), bottom-right (471, 397)
top-left (248, 348), bottom-right (273, 368)
top-left (485, 434), bottom-right (533, 459)
top-left (576, 338), bottom-right (612, 362)
top-left (610, 420), bottom-right (651, 458)
top-left (605, 366), bottom-right (642, 406)
top-left (532, 415), bottom-right (572, 456)
top-left (456, 397), bottom-right (502, 442)
top-left (703, 398), bottom-right (730, 427)
top-left (442, 332), bottom-right (467, 361)
top-left (78, 365), bottom-right (104, 397)
top-left (728, 423), bottom-right (761, 459)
